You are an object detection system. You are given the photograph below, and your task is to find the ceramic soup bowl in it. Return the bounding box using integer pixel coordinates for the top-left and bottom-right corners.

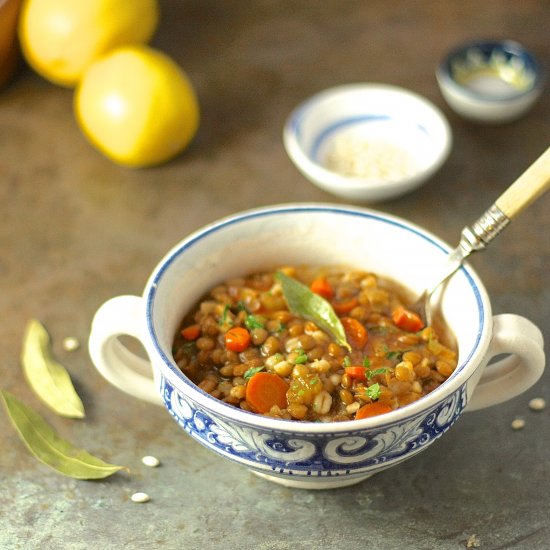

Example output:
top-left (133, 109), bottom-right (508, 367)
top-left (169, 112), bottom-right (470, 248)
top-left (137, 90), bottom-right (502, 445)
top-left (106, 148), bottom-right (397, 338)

top-left (88, 204), bottom-right (545, 489)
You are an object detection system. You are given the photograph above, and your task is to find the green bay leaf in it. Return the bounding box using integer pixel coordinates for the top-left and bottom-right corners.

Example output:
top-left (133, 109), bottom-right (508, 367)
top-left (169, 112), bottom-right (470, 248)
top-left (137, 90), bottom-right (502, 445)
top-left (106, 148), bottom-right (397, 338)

top-left (1, 390), bottom-right (125, 479)
top-left (21, 319), bottom-right (85, 418)
top-left (275, 271), bottom-right (351, 351)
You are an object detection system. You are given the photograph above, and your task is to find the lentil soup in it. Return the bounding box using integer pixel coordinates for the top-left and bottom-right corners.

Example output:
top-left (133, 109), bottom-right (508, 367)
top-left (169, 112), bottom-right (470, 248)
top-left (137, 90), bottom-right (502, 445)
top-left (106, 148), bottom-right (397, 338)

top-left (172, 266), bottom-right (457, 422)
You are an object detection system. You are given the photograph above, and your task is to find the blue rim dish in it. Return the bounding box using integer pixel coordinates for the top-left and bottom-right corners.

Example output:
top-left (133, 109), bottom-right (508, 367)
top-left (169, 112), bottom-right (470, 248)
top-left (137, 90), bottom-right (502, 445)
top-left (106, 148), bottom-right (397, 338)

top-left (437, 39), bottom-right (543, 102)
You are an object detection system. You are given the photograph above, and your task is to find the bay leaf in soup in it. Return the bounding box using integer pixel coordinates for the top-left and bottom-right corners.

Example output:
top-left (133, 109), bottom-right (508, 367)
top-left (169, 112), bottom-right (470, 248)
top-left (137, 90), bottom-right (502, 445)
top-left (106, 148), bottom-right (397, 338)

top-left (1, 390), bottom-right (126, 479)
top-left (21, 319), bottom-right (85, 418)
top-left (275, 271), bottom-right (351, 351)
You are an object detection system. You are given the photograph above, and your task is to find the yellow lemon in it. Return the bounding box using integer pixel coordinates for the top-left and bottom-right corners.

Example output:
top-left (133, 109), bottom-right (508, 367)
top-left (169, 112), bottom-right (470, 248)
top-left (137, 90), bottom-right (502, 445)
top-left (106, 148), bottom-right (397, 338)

top-left (18, 0), bottom-right (159, 87)
top-left (74, 45), bottom-right (200, 168)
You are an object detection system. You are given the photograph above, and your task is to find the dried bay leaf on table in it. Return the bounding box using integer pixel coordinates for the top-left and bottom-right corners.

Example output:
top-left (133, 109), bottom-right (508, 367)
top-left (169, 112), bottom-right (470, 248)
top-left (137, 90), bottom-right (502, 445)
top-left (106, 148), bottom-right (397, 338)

top-left (21, 319), bottom-right (85, 418)
top-left (1, 390), bottom-right (126, 479)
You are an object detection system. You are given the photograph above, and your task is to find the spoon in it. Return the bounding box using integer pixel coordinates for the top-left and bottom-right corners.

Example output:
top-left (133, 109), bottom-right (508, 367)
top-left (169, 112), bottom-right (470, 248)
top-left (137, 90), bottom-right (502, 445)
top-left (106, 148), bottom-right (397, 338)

top-left (412, 145), bottom-right (550, 326)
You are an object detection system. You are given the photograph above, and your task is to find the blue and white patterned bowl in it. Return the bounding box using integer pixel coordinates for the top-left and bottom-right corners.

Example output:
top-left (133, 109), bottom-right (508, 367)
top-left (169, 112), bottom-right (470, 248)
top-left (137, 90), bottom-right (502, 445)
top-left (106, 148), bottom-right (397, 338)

top-left (89, 204), bottom-right (545, 489)
top-left (436, 39), bottom-right (543, 123)
top-left (160, 373), bottom-right (466, 488)
top-left (283, 84), bottom-right (452, 202)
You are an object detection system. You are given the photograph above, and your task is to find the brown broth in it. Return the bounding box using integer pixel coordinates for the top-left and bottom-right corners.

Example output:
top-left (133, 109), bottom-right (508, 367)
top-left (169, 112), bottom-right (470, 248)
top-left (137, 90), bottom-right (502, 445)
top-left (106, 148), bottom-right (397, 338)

top-left (172, 266), bottom-right (458, 421)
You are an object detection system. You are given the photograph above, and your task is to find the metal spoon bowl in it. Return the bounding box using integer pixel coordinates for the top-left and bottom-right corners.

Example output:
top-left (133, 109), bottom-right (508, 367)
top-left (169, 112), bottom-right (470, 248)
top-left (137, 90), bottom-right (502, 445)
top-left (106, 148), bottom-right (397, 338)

top-left (411, 146), bottom-right (550, 326)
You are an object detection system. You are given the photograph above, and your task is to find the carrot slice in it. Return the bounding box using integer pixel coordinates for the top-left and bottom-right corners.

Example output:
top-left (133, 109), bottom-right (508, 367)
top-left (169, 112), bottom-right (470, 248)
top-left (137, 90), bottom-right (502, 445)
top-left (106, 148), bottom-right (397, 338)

top-left (341, 317), bottom-right (368, 349)
top-left (245, 372), bottom-right (289, 413)
top-left (345, 366), bottom-right (367, 381)
top-left (355, 401), bottom-right (393, 420)
top-left (181, 324), bottom-right (201, 341)
top-left (331, 297), bottom-right (359, 315)
top-left (310, 277), bottom-right (334, 300)
top-left (224, 326), bottom-right (251, 352)
top-left (392, 306), bottom-right (424, 332)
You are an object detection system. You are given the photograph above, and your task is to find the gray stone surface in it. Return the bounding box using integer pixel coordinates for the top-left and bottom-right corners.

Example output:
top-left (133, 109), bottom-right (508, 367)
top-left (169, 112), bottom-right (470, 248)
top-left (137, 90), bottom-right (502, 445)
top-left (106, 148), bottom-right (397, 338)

top-left (1, 1), bottom-right (549, 548)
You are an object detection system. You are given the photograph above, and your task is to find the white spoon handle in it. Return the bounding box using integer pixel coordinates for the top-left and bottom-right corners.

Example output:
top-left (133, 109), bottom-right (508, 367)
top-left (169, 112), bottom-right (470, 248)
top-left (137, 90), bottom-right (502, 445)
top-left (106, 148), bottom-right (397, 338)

top-left (495, 146), bottom-right (550, 219)
top-left (457, 145), bottom-right (550, 255)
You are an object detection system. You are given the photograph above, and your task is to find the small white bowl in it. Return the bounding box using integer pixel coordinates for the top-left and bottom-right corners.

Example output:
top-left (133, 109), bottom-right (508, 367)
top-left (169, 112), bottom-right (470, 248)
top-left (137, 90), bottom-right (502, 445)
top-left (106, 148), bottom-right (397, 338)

top-left (283, 83), bottom-right (452, 202)
top-left (436, 40), bottom-right (543, 124)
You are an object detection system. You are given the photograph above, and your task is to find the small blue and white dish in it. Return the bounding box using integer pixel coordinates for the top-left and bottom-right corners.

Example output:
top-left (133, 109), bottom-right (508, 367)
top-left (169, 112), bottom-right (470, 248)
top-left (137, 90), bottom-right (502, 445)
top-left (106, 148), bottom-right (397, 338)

top-left (283, 84), bottom-right (452, 202)
top-left (436, 39), bottom-right (543, 123)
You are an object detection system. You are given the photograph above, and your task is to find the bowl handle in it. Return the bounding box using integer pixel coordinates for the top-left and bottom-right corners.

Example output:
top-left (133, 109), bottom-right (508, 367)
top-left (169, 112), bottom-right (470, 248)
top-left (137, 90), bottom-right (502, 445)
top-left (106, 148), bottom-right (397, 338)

top-left (466, 314), bottom-right (545, 411)
top-left (88, 295), bottom-right (163, 406)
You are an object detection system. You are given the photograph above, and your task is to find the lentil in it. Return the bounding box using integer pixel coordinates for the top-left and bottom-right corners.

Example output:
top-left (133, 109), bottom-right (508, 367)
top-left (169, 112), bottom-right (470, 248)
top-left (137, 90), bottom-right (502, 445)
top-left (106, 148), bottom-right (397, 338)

top-left (172, 266), bottom-right (457, 422)
top-left (307, 346), bottom-right (325, 361)
top-left (395, 361), bottom-right (415, 382)
top-left (273, 360), bottom-right (293, 377)
top-left (262, 336), bottom-right (280, 355)
top-left (219, 364), bottom-right (234, 377)
top-left (196, 336), bottom-right (215, 351)
top-left (230, 385), bottom-right (246, 399)
top-left (250, 328), bottom-right (268, 345)
top-left (339, 388), bottom-right (355, 405)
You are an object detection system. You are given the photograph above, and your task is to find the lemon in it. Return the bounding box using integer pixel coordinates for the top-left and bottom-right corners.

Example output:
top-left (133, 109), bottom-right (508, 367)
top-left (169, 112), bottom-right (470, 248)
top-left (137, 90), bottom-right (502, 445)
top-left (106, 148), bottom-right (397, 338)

top-left (18, 0), bottom-right (159, 87)
top-left (74, 45), bottom-right (200, 168)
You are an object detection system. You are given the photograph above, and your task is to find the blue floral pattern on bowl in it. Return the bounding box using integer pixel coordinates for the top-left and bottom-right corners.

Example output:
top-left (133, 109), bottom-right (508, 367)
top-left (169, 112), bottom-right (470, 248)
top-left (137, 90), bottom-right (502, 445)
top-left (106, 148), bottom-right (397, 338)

top-left (161, 374), bottom-right (466, 485)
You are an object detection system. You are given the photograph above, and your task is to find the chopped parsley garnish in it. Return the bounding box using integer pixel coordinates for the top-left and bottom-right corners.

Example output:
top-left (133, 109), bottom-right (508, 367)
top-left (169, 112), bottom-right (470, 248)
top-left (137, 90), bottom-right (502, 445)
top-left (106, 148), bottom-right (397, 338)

top-left (237, 301), bottom-right (247, 312)
top-left (243, 366), bottom-right (265, 380)
top-left (362, 357), bottom-right (371, 368)
top-left (365, 383), bottom-right (381, 400)
top-left (182, 341), bottom-right (196, 353)
top-left (219, 304), bottom-right (234, 327)
top-left (343, 356), bottom-right (351, 368)
top-left (245, 314), bottom-right (264, 330)
top-left (293, 349), bottom-right (308, 364)
top-left (384, 347), bottom-right (410, 361)
top-left (366, 367), bottom-right (388, 380)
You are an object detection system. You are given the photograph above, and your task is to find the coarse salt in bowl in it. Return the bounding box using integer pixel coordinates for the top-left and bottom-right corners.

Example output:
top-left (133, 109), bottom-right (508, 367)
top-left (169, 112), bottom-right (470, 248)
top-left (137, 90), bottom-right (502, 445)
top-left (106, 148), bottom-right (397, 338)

top-left (283, 83), bottom-right (452, 202)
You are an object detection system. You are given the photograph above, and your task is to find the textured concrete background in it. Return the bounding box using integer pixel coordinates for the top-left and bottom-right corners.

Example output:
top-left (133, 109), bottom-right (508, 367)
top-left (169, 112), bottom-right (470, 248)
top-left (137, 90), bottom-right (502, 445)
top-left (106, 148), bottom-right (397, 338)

top-left (1, 1), bottom-right (549, 548)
